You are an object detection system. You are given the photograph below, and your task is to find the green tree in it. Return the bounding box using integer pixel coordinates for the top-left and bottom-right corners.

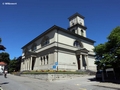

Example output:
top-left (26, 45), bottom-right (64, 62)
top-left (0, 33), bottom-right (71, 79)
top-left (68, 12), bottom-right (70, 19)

top-left (94, 26), bottom-right (120, 69)
top-left (16, 56), bottom-right (22, 71)
top-left (0, 37), bottom-right (6, 51)
top-left (0, 38), bottom-right (2, 44)
top-left (8, 56), bottom-right (22, 73)
top-left (0, 52), bottom-right (10, 64)
top-left (8, 58), bottom-right (17, 73)
top-left (107, 27), bottom-right (120, 68)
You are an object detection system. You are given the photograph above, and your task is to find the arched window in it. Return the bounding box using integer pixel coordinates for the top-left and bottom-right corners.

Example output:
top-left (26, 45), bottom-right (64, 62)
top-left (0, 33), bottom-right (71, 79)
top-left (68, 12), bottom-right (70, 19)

top-left (31, 43), bottom-right (37, 51)
top-left (72, 29), bottom-right (75, 33)
top-left (72, 22), bottom-right (74, 26)
top-left (41, 36), bottom-right (49, 47)
top-left (81, 30), bottom-right (84, 36)
top-left (73, 40), bottom-right (83, 48)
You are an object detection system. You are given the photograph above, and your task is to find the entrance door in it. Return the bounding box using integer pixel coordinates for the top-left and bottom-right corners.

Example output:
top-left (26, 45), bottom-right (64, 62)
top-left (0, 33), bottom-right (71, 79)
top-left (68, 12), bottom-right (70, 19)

top-left (31, 57), bottom-right (36, 70)
top-left (77, 55), bottom-right (80, 70)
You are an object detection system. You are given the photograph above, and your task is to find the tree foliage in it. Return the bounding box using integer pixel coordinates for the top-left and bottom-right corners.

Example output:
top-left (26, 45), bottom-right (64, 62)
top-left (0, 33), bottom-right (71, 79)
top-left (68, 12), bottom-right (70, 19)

top-left (8, 56), bottom-right (22, 73)
top-left (94, 26), bottom-right (120, 69)
top-left (0, 52), bottom-right (10, 64)
top-left (0, 38), bottom-right (2, 44)
top-left (0, 38), bottom-right (6, 51)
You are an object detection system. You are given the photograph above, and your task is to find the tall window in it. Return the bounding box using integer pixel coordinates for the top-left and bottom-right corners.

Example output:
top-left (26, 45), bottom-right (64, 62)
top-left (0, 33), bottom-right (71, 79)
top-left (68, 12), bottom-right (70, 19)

top-left (40, 57), bottom-right (42, 65)
top-left (81, 30), bottom-right (84, 36)
top-left (41, 36), bottom-right (49, 47)
top-left (72, 29), bottom-right (75, 33)
top-left (46, 55), bottom-right (48, 64)
top-left (43, 56), bottom-right (45, 65)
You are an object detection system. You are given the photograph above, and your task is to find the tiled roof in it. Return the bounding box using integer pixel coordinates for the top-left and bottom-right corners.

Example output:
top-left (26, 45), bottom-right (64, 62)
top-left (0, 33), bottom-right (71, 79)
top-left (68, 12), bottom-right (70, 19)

top-left (0, 62), bottom-right (6, 65)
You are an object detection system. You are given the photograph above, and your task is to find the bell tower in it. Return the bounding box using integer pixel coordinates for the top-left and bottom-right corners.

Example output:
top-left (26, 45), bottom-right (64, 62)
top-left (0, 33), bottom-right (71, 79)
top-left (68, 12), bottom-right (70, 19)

top-left (68, 13), bottom-right (87, 37)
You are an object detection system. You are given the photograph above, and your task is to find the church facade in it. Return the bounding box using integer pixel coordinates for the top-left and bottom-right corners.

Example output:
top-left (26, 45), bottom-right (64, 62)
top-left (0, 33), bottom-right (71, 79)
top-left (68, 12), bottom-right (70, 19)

top-left (20, 13), bottom-right (96, 71)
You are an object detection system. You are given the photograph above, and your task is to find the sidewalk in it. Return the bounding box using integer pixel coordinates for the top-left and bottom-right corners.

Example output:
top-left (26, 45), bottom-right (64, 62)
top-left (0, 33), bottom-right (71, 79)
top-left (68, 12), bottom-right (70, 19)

top-left (96, 80), bottom-right (120, 89)
top-left (89, 75), bottom-right (120, 89)
top-left (96, 82), bottom-right (120, 90)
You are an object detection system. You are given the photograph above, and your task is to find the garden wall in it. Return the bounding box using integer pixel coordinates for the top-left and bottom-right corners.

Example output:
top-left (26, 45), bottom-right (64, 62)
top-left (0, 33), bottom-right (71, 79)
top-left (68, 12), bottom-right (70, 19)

top-left (21, 74), bottom-right (86, 81)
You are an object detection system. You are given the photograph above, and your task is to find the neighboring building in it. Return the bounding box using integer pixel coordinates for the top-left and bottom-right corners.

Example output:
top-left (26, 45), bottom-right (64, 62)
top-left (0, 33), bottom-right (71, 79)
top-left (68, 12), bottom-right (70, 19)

top-left (21, 13), bottom-right (96, 71)
top-left (0, 61), bottom-right (6, 74)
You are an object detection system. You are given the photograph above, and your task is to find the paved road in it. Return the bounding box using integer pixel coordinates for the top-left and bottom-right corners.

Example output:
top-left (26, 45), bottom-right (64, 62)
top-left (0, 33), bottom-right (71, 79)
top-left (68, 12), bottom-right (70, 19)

top-left (0, 74), bottom-right (120, 90)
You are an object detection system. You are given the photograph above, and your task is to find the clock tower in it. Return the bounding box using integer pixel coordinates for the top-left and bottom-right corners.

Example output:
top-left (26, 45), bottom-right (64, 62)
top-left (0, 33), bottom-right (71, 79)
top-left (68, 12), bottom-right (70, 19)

top-left (68, 13), bottom-right (87, 37)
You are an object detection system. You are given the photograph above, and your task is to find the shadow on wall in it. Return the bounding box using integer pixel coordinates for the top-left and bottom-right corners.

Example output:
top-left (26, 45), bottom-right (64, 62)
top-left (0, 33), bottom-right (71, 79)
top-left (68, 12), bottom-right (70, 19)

top-left (82, 55), bottom-right (87, 70)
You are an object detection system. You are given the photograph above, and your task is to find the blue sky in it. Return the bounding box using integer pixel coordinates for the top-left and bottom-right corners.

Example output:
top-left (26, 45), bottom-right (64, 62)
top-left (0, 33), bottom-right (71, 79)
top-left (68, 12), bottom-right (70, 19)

top-left (0, 0), bottom-right (120, 59)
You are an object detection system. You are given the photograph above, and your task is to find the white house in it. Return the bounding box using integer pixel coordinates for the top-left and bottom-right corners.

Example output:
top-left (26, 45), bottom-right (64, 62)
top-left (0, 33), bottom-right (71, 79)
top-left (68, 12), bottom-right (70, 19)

top-left (20, 13), bottom-right (96, 71)
top-left (0, 62), bottom-right (6, 74)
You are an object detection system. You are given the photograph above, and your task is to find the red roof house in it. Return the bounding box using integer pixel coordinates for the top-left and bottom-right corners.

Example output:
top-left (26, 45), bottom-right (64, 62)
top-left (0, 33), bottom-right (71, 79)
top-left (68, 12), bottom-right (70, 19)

top-left (0, 62), bottom-right (7, 65)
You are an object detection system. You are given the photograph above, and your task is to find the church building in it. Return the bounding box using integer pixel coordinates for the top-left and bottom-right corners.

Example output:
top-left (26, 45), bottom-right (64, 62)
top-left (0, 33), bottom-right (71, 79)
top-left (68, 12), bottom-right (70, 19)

top-left (20, 13), bottom-right (96, 71)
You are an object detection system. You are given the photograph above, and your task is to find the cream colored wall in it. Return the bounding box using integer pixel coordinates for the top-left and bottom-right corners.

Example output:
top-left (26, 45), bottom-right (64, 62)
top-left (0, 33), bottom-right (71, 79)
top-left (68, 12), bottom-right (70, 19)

top-left (69, 16), bottom-right (84, 27)
top-left (82, 41), bottom-right (94, 51)
top-left (58, 30), bottom-right (94, 53)
top-left (88, 56), bottom-right (96, 66)
top-left (21, 57), bottom-right (31, 71)
top-left (77, 28), bottom-right (86, 37)
top-left (22, 29), bottom-right (94, 58)
top-left (32, 51), bottom-right (55, 70)
top-left (21, 60), bottom-right (25, 71)
top-left (22, 29), bottom-right (57, 56)
top-left (33, 57), bottom-right (39, 70)
top-left (57, 30), bottom-right (96, 71)
top-left (87, 56), bottom-right (96, 71)
top-left (58, 31), bottom-right (76, 46)
top-left (58, 52), bottom-right (77, 71)
top-left (34, 30), bottom-right (55, 50)
top-left (76, 16), bottom-right (84, 26)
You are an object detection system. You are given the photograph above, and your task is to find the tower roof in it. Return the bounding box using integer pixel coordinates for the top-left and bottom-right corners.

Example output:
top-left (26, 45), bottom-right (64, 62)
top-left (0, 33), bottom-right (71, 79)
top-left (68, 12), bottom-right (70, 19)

top-left (68, 12), bottom-right (85, 20)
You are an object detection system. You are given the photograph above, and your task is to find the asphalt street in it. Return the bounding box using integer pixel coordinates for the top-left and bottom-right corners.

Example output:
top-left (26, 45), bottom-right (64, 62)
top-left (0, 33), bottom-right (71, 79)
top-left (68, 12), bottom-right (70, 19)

top-left (0, 74), bottom-right (120, 90)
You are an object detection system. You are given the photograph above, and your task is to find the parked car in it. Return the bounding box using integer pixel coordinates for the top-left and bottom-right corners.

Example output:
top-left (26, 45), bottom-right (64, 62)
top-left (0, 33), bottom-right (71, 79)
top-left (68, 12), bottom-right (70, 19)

top-left (96, 70), bottom-right (103, 80)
